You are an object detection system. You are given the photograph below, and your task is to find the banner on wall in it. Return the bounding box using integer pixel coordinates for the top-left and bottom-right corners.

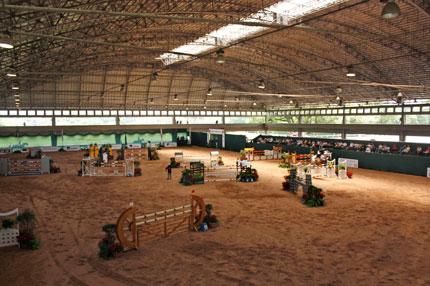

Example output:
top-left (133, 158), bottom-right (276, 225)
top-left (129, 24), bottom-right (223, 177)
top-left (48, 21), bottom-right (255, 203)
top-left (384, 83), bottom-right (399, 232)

top-left (208, 128), bottom-right (224, 135)
top-left (427, 168), bottom-right (430, 178)
top-left (41, 146), bottom-right (60, 152)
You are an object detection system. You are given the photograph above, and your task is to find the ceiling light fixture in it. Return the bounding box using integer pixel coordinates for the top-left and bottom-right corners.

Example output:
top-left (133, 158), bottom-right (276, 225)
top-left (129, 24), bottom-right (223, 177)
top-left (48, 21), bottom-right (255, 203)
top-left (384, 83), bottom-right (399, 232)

top-left (6, 73), bottom-right (17, 77)
top-left (12, 86), bottom-right (19, 90)
top-left (335, 86), bottom-right (342, 94)
top-left (253, 101), bottom-right (257, 106)
top-left (381, 0), bottom-right (400, 19)
top-left (173, 94), bottom-right (178, 101)
top-left (257, 79), bottom-right (265, 89)
top-left (150, 98), bottom-right (154, 103)
top-left (396, 91), bottom-right (403, 104)
top-left (151, 71), bottom-right (158, 80)
top-left (216, 48), bottom-right (225, 64)
top-left (0, 34), bottom-right (13, 49)
top-left (207, 88), bottom-right (213, 96)
top-left (346, 65), bottom-right (356, 77)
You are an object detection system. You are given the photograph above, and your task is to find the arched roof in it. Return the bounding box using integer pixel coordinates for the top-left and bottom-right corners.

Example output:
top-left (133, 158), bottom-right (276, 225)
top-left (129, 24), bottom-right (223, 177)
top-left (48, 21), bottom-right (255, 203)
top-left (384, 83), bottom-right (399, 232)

top-left (0, 0), bottom-right (429, 110)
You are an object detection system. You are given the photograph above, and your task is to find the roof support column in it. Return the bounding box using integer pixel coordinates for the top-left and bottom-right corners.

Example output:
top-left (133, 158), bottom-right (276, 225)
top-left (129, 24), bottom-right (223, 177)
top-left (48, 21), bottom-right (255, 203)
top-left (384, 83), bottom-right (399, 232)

top-left (341, 108), bottom-right (346, 139)
top-left (399, 104), bottom-right (406, 142)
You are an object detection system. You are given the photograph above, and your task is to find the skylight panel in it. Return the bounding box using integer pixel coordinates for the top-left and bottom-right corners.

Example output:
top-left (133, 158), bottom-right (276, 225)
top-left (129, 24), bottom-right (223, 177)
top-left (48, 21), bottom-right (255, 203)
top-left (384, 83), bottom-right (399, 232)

top-left (159, 0), bottom-right (347, 65)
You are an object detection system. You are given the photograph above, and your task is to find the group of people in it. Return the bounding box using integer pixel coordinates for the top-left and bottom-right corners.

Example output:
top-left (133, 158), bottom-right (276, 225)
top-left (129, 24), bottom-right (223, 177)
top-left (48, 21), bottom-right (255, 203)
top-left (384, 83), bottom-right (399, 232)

top-left (254, 136), bottom-right (430, 156)
top-left (88, 144), bottom-right (113, 162)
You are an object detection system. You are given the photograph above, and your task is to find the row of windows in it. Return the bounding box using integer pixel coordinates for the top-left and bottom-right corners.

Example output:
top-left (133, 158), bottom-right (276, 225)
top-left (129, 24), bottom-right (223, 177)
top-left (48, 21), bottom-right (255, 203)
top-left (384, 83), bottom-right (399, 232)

top-left (0, 116), bottom-right (267, 126)
top-left (268, 104), bottom-right (430, 116)
top-left (0, 109), bottom-right (266, 117)
top-left (1, 114), bottom-right (429, 127)
top-left (1, 103), bottom-right (429, 118)
top-left (269, 115), bottom-right (430, 125)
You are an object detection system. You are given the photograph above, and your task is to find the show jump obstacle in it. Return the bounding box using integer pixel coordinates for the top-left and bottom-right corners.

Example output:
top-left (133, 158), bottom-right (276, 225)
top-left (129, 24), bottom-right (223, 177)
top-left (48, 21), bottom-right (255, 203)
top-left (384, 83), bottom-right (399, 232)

top-left (116, 195), bottom-right (205, 249)
top-left (287, 168), bottom-right (312, 194)
top-left (244, 146), bottom-right (282, 161)
top-left (81, 158), bottom-right (135, 176)
top-left (0, 208), bottom-right (19, 248)
top-left (0, 157), bottom-right (51, 176)
top-left (124, 148), bottom-right (146, 161)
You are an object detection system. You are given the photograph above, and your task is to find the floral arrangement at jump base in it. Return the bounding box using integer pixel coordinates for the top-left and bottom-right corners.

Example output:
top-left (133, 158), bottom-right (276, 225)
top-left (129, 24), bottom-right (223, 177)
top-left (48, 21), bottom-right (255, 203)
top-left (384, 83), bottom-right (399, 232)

top-left (98, 224), bottom-right (123, 260)
top-left (148, 147), bottom-right (159, 160)
top-left (180, 169), bottom-right (205, 185)
top-left (203, 204), bottom-right (220, 229)
top-left (16, 209), bottom-right (40, 250)
top-left (302, 186), bottom-right (325, 207)
top-left (279, 152), bottom-right (292, 169)
top-left (134, 161), bottom-right (142, 176)
top-left (237, 167), bottom-right (259, 182)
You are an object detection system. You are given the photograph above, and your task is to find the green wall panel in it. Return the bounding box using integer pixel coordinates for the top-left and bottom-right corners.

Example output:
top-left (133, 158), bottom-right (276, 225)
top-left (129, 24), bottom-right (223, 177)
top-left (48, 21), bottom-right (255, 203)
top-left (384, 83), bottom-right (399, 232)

top-left (61, 134), bottom-right (116, 146)
top-left (191, 132), bottom-right (207, 147)
top-left (0, 135), bottom-right (52, 147)
top-left (121, 132), bottom-right (162, 144)
top-left (225, 134), bottom-right (246, 152)
top-left (250, 142), bottom-right (430, 177)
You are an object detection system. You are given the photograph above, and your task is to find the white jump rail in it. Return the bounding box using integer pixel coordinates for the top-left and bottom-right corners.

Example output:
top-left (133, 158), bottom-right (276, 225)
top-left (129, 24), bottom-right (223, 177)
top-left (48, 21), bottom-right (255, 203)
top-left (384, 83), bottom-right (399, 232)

top-left (0, 208), bottom-right (19, 248)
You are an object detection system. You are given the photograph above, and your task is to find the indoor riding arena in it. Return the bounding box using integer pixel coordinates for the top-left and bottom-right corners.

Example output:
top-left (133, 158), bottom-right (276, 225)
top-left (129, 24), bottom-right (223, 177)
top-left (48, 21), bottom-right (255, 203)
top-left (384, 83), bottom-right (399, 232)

top-left (0, 1), bottom-right (429, 286)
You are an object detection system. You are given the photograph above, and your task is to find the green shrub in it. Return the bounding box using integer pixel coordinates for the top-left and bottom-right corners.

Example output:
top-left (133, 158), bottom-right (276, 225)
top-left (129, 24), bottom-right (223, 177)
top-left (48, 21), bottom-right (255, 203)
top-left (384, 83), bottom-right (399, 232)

top-left (2, 218), bottom-right (14, 229)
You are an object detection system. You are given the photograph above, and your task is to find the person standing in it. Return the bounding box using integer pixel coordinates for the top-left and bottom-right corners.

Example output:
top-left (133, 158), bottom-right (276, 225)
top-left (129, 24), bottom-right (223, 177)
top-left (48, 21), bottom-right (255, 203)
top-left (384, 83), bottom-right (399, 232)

top-left (165, 164), bottom-right (172, 180)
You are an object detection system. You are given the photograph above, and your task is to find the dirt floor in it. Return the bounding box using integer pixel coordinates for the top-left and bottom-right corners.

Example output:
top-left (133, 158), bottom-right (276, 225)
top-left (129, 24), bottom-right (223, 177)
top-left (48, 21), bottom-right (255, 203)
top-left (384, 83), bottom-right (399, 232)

top-left (0, 146), bottom-right (429, 286)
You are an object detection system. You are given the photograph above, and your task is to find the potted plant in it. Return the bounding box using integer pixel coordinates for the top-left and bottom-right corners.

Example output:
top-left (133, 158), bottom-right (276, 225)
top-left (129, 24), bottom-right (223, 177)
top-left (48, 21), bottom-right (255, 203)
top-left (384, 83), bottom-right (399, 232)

top-left (180, 169), bottom-right (193, 186)
top-left (282, 175), bottom-right (291, 191)
top-left (2, 218), bottom-right (14, 229)
top-left (193, 173), bottom-right (205, 184)
top-left (16, 209), bottom-right (40, 250)
top-left (302, 186), bottom-right (325, 207)
top-left (203, 204), bottom-right (220, 229)
top-left (98, 224), bottom-right (123, 260)
top-left (134, 161), bottom-right (142, 176)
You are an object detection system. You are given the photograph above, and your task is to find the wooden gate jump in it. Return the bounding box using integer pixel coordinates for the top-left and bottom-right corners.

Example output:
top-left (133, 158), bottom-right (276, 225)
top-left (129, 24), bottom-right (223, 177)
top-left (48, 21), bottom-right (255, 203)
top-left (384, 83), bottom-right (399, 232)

top-left (116, 195), bottom-right (205, 249)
